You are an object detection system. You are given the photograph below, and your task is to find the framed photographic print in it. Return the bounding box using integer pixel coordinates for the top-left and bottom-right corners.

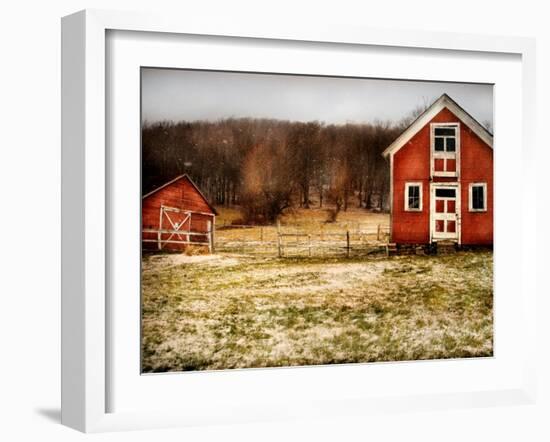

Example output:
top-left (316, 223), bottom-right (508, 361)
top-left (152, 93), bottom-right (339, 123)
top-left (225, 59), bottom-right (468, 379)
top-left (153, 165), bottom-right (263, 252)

top-left (139, 71), bottom-right (495, 374)
top-left (61, 9), bottom-right (537, 432)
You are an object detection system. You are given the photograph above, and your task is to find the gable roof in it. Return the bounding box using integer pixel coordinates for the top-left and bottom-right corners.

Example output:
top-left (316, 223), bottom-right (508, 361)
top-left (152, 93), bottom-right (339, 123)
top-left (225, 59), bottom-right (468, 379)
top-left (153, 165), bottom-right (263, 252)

top-left (143, 174), bottom-right (217, 215)
top-left (382, 94), bottom-right (493, 158)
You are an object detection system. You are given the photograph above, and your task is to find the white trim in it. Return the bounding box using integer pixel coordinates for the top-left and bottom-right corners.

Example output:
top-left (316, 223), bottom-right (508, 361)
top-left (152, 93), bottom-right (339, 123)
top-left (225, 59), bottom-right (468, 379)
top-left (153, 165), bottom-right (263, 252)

top-left (429, 182), bottom-right (461, 244)
top-left (469, 182), bottom-right (488, 212)
top-left (389, 154), bottom-right (394, 241)
top-left (430, 122), bottom-right (461, 179)
top-left (404, 182), bottom-right (423, 212)
top-left (382, 94), bottom-right (492, 158)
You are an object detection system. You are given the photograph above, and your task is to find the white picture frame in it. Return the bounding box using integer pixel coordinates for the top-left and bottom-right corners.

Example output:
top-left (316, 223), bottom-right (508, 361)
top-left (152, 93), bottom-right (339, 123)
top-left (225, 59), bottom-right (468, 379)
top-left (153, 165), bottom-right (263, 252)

top-left (61, 9), bottom-right (537, 433)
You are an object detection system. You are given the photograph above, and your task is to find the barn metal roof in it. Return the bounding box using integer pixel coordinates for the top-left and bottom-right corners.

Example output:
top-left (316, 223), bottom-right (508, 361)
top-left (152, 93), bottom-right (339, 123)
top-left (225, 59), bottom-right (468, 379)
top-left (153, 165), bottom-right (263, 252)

top-left (142, 174), bottom-right (218, 215)
top-left (382, 93), bottom-right (493, 158)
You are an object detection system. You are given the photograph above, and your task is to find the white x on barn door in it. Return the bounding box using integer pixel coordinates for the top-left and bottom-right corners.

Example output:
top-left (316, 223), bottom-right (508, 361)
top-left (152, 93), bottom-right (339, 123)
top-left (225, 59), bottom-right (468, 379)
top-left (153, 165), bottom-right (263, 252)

top-left (158, 205), bottom-right (192, 250)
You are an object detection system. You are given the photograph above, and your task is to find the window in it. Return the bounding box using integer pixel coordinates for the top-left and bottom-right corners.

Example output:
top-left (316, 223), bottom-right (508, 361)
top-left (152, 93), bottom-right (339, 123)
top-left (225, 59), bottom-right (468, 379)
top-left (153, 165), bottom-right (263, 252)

top-left (469, 183), bottom-right (487, 211)
top-left (435, 188), bottom-right (456, 198)
top-left (433, 127), bottom-right (457, 152)
top-left (405, 182), bottom-right (422, 211)
top-left (431, 123), bottom-right (459, 177)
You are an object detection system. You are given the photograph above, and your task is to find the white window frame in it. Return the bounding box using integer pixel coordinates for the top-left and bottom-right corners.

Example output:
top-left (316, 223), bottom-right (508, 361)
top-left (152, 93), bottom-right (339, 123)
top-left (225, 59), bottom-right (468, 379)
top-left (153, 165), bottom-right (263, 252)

top-left (430, 122), bottom-right (460, 178)
top-left (404, 182), bottom-right (423, 211)
top-left (469, 182), bottom-right (488, 212)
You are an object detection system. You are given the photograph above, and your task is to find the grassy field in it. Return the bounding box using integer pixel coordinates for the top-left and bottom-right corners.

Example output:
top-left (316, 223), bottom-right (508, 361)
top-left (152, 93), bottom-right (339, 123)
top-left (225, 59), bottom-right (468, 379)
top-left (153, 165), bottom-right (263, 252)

top-left (141, 249), bottom-right (493, 373)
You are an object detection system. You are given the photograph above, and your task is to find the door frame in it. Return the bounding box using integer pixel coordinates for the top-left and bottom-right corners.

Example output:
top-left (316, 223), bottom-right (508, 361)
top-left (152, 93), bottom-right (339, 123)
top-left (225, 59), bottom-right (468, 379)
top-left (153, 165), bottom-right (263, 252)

top-left (429, 182), bottom-right (461, 244)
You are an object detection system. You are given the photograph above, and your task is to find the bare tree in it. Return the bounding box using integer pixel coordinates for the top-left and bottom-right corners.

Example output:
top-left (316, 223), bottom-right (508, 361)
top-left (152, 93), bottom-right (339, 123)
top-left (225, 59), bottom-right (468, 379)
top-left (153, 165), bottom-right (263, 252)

top-left (325, 160), bottom-right (350, 223)
top-left (240, 139), bottom-right (295, 224)
top-left (142, 99), bottom-right (431, 216)
top-left (397, 96), bottom-right (434, 130)
top-left (482, 120), bottom-right (493, 133)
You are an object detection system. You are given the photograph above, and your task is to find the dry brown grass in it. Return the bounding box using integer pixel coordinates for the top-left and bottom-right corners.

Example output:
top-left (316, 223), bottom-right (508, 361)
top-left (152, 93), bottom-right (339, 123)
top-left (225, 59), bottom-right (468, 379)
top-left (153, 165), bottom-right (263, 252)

top-left (216, 206), bottom-right (388, 228)
top-left (215, 207), bottom-right (390, 253)
top-left (141, 250), bottom-right (493, 373)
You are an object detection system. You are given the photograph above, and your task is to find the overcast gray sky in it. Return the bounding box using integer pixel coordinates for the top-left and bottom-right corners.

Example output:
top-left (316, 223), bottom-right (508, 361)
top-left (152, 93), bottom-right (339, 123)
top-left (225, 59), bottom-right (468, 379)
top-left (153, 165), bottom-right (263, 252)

top-left (141, 68), bottom-right (493, 127)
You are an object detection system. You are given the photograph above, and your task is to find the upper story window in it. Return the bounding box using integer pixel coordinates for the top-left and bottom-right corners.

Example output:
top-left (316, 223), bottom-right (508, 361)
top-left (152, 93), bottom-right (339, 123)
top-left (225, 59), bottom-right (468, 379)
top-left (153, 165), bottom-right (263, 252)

top-left (434, 127), bottom-right (456, 152)
top-left (431, 123), bottom-right (459, 177)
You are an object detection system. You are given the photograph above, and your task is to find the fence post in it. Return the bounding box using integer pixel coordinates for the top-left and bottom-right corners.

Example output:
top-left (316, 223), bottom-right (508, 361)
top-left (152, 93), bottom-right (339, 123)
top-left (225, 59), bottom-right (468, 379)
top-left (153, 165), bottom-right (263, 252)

top-left (320, 225), bottom-right (325, 257)
top-left (211, 218), bottom-right (216, 253)
top-left (207, 220), bottom-right (213, 253)
top-left (377, 224), bottom-right (381, 241)
top-left (277, 219), bottom-right (282, 258)
top-left (260, 227), bottom-right (263, 242)
top-left (346, 230), bottom-right (350, 258)
top-left (308, 234), bottom-right (312, 257)
top-left (158, 206), bottom-right (163, 250)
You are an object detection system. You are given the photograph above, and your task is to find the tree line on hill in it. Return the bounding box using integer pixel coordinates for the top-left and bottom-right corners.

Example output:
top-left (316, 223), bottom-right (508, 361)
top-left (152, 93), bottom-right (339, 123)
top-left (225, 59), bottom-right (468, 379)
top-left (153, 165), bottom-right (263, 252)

top-left (142, 109), bottom-right (425, 224)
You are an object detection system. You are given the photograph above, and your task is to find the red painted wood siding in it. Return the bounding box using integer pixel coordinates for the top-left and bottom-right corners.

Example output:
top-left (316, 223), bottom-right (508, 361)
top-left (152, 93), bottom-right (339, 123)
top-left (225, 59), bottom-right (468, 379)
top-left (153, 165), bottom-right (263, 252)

top-left (391, 107), bottom-right (493, 245)
top-left (142, 176), bottom-right (215, 251)
top-left (460, 125), bottom-right (493, 245)
top-left (392, 111), bottom-right (433, 244)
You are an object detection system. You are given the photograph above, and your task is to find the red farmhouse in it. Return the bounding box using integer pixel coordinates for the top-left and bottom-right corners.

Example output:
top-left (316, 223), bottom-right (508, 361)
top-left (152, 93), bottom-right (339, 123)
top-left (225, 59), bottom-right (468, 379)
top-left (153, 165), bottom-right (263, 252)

top-left (142, 174), bottom-right (217, 252)
top-left (382, 94), bottom-right (493, 247)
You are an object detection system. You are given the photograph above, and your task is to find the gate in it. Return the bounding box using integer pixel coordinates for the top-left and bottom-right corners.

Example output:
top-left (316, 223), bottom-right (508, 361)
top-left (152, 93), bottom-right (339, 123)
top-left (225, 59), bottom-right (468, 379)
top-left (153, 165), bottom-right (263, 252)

top-left (142, 205), bottom-right (213, 252)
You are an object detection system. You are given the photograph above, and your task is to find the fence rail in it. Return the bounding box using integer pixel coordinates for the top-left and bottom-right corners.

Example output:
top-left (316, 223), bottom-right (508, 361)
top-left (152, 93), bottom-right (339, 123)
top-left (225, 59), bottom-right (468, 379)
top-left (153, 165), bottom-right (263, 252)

top-left (142, 221), bottom-right (213, 252)
top-left (214, 220), bottom-right (390, 258)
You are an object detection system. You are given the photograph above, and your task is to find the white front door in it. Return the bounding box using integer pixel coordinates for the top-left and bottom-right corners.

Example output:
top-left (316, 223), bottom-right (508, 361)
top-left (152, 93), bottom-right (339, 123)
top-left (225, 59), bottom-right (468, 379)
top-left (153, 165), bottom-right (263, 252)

top-left (430, 184), bottom-right (460, 242)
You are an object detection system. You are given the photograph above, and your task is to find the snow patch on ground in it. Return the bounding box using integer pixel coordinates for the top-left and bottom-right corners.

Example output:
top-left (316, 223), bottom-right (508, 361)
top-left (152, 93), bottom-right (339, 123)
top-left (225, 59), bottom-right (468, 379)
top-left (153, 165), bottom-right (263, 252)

top-left (167, 253), bottom-right (242, 268)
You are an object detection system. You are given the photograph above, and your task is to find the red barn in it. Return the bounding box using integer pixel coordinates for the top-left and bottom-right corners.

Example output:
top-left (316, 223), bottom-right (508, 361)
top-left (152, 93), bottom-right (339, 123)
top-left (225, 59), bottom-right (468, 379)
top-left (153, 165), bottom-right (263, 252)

top-left (142, 174), bottom-right (217, 252)
top-left (382, 94), bottom-right (493, 247)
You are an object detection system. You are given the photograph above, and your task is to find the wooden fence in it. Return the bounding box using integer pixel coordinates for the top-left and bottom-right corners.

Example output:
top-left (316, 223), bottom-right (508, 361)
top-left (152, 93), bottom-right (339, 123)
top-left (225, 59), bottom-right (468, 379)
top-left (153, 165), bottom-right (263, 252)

top-left (215, 220), bottom-right (390, 257)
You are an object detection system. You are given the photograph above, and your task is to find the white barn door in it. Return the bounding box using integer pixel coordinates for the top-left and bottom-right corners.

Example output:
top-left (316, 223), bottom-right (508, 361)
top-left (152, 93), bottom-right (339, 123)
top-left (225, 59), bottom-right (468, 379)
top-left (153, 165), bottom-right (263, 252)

top-left (430, 183), bottom-right (460, 242)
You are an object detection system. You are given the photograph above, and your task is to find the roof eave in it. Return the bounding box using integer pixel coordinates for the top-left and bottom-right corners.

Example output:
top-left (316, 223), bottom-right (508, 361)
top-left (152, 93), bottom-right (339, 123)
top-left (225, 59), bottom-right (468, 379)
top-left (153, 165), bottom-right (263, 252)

top-left (142, 174), bottom-right (218, 215)
top-left (382, 94), bottom-right (493, 158)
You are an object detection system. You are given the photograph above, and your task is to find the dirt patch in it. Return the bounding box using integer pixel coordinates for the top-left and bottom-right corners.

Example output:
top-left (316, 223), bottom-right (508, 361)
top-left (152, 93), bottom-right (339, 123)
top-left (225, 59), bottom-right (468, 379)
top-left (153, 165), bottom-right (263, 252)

top-left (166, 253), bottom-right (243, 268)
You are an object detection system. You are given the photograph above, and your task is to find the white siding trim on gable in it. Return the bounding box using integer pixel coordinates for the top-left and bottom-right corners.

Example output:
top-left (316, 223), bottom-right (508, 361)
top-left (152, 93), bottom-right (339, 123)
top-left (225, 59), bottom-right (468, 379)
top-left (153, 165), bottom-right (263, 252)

top-left (382, 94), bottom-right (493, 158)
